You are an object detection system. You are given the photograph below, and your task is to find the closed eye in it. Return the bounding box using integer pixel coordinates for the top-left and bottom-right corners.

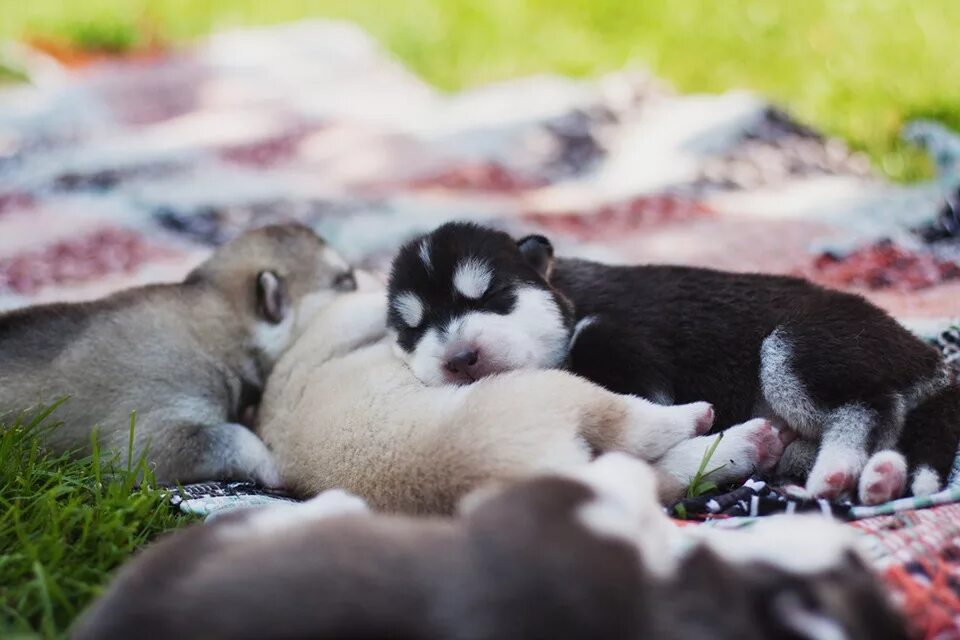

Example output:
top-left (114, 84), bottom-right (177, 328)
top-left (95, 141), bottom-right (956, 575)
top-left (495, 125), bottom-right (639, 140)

top-left (482, 285), bottom-right (511, 303)
top-left (480, 285), bottom-right (515, 313)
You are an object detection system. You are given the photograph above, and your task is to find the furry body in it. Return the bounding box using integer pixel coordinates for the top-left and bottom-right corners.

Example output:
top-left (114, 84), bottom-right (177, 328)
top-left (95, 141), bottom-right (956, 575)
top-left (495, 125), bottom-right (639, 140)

top-left (0, 225), bottom-right (355, 484)
top-left (259, 291), bottom-right (784, 513)
top-left (72, 454), bottom-right (905, 640)
top-left (387, 223), bottom-right (960, 503)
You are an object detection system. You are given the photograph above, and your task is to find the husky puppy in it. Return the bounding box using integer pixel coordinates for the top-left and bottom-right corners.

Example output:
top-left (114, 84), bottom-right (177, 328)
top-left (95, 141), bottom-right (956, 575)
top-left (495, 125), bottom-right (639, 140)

top-left (387, 222), bottom-right (960, 504)
top-left (258, 291), bottom-right (786, 513)
top-left (71, 453), bottom-right (905, 640)
top-left (0, 224), bottom-right (356, 485)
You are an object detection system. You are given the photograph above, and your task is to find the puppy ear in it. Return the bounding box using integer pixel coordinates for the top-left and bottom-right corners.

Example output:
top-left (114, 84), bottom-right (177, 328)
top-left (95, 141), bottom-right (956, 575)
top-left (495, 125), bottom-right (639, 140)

top-left (517, 234), bottom-right (555, 280)
top-left (256, 271), bottom-right (288, 324)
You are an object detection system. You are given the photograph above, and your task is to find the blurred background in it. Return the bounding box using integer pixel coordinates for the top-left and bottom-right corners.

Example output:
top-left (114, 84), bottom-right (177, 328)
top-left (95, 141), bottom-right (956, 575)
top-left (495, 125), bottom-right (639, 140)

top-left (2, 0), bottom-right (959, 182)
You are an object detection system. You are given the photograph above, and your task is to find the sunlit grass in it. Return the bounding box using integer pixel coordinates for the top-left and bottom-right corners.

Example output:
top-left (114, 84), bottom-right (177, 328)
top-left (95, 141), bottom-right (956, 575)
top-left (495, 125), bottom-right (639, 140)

top-left (1, 0), bottom-right (957, 180)
top-left (0, 404), bottom-right (195, 639)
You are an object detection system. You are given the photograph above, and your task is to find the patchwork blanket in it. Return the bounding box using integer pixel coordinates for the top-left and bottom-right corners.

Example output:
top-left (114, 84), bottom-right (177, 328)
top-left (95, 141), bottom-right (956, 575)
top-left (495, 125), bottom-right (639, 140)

top-left (2, 21), bottom-right (960, 638)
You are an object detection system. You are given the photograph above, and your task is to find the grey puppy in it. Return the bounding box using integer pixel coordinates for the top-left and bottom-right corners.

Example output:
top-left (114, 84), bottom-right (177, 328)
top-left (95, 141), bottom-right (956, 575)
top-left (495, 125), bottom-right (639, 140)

top-left (0, 224), bottom-right (355, 485)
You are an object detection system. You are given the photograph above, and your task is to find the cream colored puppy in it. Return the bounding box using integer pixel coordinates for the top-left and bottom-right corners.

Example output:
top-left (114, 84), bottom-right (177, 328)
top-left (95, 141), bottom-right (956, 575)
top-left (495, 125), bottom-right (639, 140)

top-left (259, 290), bottom-right (786, 514)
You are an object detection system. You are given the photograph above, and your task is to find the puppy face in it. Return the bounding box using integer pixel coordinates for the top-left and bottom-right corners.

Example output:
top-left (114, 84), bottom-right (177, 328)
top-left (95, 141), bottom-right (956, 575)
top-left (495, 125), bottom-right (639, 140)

top-left (191, 224), bottom-right (358, 362)
top-left (387, 222), bottom-right (573, 385)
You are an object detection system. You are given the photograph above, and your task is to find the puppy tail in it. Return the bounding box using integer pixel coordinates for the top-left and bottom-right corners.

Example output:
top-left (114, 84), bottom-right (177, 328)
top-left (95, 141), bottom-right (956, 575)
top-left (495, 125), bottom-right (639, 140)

top-left (897, 384), bottom-right (960, 496)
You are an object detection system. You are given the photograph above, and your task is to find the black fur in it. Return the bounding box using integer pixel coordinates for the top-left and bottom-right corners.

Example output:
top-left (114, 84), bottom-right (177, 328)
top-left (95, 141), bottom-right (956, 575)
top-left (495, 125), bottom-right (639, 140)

top-left (897, 385), bottom-right (960, 486)
top-left (553, 258), bottom-right (960, 485)
top-left (388, 223), bottom-right (574, 355)
top-left (553, 259), bottom-right (936, 425)
top-left (388, 222), bottom-right (960, 488)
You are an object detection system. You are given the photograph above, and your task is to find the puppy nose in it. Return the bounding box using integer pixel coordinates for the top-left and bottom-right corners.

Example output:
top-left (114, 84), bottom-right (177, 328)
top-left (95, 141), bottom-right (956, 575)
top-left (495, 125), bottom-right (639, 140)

top-left (445, 350), bottom-right (480, 375)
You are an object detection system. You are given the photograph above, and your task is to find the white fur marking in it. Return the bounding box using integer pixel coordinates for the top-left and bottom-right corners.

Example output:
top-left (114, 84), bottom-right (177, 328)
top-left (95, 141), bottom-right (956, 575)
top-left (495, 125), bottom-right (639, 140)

top-left (394, 292), bottom-right (425, 328)
top-left (912, 465), bottom-right (941, 496)
top-left (760, 329), bottom-right (822, 435)
top-left (689, 515), bottom-right (855, 575)
top-left (254, 313), bottom-right (295, 362)
top-left (453, 258), bottom-right (492, 299)
top-left (776, 593), bottom-right (848, 640)
top-left (569, 315), bottom-right (597, 349)
top-left (648, 389), bottom-right (674, 406)
top-left (418, 238), bottom-right (432, 273)
top-left (404, 327), bottom-right (448, 385)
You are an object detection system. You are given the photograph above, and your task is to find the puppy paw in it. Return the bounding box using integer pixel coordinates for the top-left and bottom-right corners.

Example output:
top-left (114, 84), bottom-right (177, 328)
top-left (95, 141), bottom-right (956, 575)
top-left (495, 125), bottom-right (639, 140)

top-left (252, 456), bottom-right (283, 489)
top-left (664, 418), bottom-right (785, 488)
top-left (857, 450), bottom-right (907, 505)
top-left (806, 448), bottom-right (866, 500)
top-left (726, 418), bottom-right (785, 473)
top-left (223, 423), bottom-right (285, 488)
top-left (628, 399), bottom-right (714, 459)
top-left (782, 484), bottom-right (811, 499)
top-left (694, 403), bottom-right (715, 435)
top-left (911, 465), bottom-right (943, 497)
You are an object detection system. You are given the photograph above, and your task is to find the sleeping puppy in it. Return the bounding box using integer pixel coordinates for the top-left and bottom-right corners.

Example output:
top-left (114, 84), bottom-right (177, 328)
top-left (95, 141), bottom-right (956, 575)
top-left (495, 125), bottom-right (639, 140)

top-left (258, 290), bottom-right (785, 513)
top-left (71, 453), bottom-right (906, 640)
top-left (0, 224), bottom-right (356, 485)
top-left (387, 222), bottom-right (960, 504)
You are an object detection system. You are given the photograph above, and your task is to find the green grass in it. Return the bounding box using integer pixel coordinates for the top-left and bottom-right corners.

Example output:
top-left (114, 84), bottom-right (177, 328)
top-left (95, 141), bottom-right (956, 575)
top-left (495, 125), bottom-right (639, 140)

top-left (0, 0), bottom-right (958, 180)
top-left (672, 432), bottom-right (727, 519)
top-left (0, 405), bottom-right (195, 639)
top-left (685, 432), bottom-right (726, 500)
top-left (0, 63), bottom-right (28, 84)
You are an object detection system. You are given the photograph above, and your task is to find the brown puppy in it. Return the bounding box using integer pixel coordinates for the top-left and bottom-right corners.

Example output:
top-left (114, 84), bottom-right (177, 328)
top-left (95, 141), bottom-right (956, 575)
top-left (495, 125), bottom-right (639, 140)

top-left (71, 454), bottom-right (905, 640)
top-left (0, 224), bottom-right (355, 484)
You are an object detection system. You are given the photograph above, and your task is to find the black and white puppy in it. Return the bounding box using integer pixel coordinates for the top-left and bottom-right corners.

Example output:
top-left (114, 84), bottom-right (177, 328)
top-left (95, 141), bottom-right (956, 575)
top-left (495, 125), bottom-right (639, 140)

top-left (71, 453), bottom-right (905, 640)
top-left (387, 222), bottom-right (960, 503)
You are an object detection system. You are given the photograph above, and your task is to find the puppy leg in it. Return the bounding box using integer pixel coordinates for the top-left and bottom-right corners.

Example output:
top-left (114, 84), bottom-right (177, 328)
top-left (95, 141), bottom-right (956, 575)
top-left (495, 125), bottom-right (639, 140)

top-left (453, 371), bottom-right (711, 492)
top-left (654, 418), bottom-right (789, 502)
top-left (149, 422), bottom-right (282, 487)
top-left (467, 370), bottom-right (712, 460)
top-left (896, 384), bottom-right (960, 497)
top-left (567, 383), bottom-right (713, 460)
top-left (804, 404), bottom-right (875, 499)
